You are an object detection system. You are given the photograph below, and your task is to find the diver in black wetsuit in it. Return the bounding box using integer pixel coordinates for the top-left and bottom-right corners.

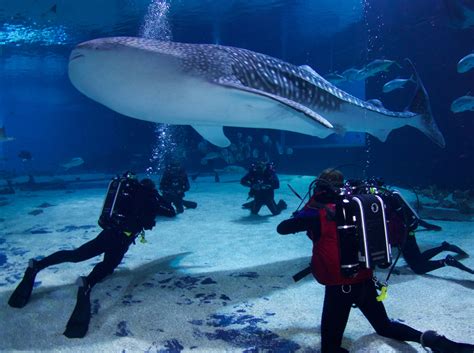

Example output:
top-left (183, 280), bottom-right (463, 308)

top-left (8, 175), bottom-right (175, 338)
top-left (277, 168), bottom-right (474, 353)
top-left (385, 193), bottom-right (473, 275)
top-left (160, 160), bottom-right (197, 214)
top-left (241, 161), bottom-right (287, 215)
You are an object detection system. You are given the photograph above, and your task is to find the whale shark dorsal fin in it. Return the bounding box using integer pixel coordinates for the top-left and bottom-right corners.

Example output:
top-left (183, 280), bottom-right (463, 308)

top-left (192, 125), bottom-right (231, 147)
top-left (299, 65), bottom-right (319, 77)
top-left (299, 65), bottom-right (329, 82)
top-left (216, 78), bottom-right (333, 129)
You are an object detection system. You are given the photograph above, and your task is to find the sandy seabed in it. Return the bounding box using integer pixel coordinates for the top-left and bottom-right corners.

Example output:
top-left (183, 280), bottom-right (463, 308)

top-left (0, 174), bottom-right (472, 353)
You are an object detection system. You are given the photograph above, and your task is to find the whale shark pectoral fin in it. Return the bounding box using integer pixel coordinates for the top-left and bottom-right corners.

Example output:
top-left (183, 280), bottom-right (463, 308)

top-left (373, 128), bottom-right (391, 142)
top-left (192, 125), bottom-right (231, 147)
top-left (216, 79), bottom-right (334, 129)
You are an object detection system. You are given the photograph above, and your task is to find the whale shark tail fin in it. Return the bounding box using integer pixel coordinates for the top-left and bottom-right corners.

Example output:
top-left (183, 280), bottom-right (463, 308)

top-left (405, 58), bottom-right (445, 148)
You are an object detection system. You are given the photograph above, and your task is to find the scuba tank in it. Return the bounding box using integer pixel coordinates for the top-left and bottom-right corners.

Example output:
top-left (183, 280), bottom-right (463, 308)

top-left (336, 193), bottom-right (392, 277)
top-left (98, 172), bottom-right (140, 231)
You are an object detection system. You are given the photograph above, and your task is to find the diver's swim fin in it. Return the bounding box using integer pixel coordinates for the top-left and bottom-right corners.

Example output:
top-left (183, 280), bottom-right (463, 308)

top-left (183, 200), bottom-right (197, 209)
top-left (8, 261), bottom-right (38, 308)
top-left (64, 278), bottom-right (91, 339)
top-left (445, 255), bottom-right (474, 275)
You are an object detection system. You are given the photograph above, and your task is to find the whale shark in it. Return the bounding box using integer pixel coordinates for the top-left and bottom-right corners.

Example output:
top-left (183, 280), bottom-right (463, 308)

top-left (68, 37), bottom-right (445, 148)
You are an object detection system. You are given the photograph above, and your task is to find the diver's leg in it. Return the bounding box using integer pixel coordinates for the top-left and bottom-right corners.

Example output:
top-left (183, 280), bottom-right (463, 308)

top-left (64, 238), bottom-right (129, 338)
top-left (85, 237), bottom-right (129, 288)
top-left (357, 280), bottom-right (422, 342)
top-left (444, 255), bottom-right (474, 274)
top-left (173, 196), bottom-right (184, 213)
top-left (8, 231), bottom-right (107, 308)
top-left (320, 285), bottom-right (353, 353)
top-left (441, 241), bottom-right (468, 256)
top-left (420, 244), bottom-right (447, 262)
top-left (266, 197), bottom-right (281, 215)
top-left (251, 197), bottom-right (264, 215)
top-left (36, 231), bottom-right (108, 270)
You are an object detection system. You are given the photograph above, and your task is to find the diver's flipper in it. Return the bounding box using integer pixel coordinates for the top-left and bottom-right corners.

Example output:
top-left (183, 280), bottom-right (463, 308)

top-left (216, 78), bottom-right (334, 129)
top-left (183, 200), bottom-right (197, 209)
top-left (242, 200), bottom-right (254, 209)
top-left (445, 255), bottom-right (474, 275)
top-left (8, 264), bottom-right (38, 308)
top-left (64, 280), bottom-right (91, 339)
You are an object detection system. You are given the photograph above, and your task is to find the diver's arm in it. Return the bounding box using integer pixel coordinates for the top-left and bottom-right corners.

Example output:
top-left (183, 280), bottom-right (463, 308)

top-left (277, 209), bottom-right (320, 235)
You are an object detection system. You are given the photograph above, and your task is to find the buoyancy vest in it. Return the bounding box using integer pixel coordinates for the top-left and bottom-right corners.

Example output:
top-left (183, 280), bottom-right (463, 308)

top-left (386, 207), bottom-right (406, 247)
top-left (310, 204), bottom-right (373, 286)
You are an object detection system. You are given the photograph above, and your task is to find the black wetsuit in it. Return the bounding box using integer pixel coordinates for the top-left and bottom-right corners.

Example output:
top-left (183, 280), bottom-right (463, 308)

top-left (402, 234), bottom-right (446, 274)
top-left (277, 196), bottom-right (422, 353)
top-left (35, 190), bottom-right (175, 289)
top-left (160, 165), bottom-right (197, 213)
top-left (385, 195), bottom-right (467, 275)
top-left (241, 167), bottom-right (285, 215)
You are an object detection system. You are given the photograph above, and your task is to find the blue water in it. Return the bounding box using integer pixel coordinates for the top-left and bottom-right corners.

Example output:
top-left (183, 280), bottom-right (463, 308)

top-left (1, 0), bottom-right (471, 188)
top-left (0, 2), bottom-right (473, 351)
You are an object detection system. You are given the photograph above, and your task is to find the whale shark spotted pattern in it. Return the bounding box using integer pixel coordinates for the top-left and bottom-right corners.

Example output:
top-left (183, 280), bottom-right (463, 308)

top-left (68, 37), bottom-right (445, 148)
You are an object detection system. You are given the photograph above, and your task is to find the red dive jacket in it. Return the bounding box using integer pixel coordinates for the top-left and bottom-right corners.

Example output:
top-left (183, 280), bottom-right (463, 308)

top-left (308, 202), bottom-right (373, 286)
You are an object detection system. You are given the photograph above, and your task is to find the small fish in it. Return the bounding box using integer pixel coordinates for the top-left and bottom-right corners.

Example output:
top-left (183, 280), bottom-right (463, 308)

top-left (360, 59), bottom-right (400, 79)
top-left (18, 150), bottom-right (32, 161)
top-left (451, 95), bottom-right (474, 113)
top-left (61, 157), bottom-right (84, 170)
top-left (457, 53), bottom-right (474, 73)
top-left (341, 68), bottom-right (365, 81)
top-left (444, 0), bottom-right (474, 29)
top-left (383, 76), bottom-right (416, 93)
top-left (325, 73), bottom-right (346, 84)
top-left (0, 126), bottom-right (15, 143)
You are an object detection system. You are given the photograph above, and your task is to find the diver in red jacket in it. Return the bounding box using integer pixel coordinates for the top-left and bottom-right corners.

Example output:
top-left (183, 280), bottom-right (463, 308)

top-left (277, 168), bottom-right (474, 353)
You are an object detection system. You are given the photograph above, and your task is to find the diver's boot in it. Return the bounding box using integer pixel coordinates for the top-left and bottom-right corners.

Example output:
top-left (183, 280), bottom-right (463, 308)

top-left (63, 277), bottom-right (91, 339)
top-left (8, 259), bottom-right (39, 308)
top-left (444, 255), bottom-right (474, 274)
top-left (277, 199), bottom-right (287, 211)
top-left (421, 330), bottom-right (474, 353)
top-left (242, 201), bottom-right (254, 209)
top-left (442, 241), bottom-right (468, 257)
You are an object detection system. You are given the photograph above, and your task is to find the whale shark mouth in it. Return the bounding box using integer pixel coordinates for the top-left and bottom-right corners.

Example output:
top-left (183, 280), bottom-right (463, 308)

top-left (70, 53), bottom-right (85, 62)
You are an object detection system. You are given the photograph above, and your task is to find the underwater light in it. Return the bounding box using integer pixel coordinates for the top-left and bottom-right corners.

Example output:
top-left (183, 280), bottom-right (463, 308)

top-left (0, 23), bottom-right (68, 45)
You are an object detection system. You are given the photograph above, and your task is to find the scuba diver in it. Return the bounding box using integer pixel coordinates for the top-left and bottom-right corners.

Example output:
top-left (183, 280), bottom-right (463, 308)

top-left (8, 172), bottom-right (176, 338)
top-left (240, 161), bottom-right (287, 216)
top-left (277, 168), bottom-right (474, 353)
top-left (385, 195), bottom-right (473, 275)
top-left (159, 159), bottom-right (197, 214)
